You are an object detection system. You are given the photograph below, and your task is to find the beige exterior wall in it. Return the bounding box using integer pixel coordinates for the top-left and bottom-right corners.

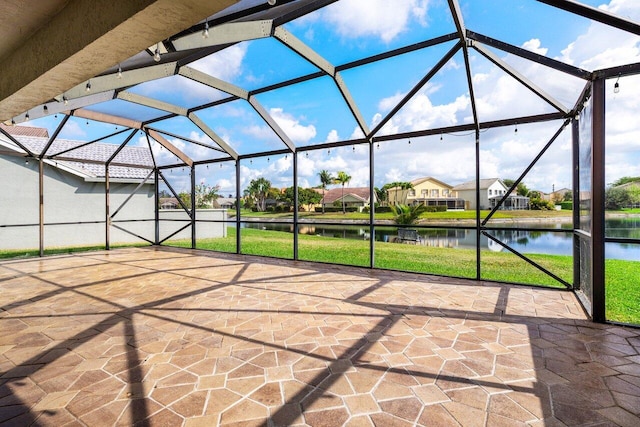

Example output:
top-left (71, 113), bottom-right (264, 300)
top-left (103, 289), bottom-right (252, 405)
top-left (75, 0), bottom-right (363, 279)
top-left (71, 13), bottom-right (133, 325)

top-left (387, 179), bottom-right (457, 205)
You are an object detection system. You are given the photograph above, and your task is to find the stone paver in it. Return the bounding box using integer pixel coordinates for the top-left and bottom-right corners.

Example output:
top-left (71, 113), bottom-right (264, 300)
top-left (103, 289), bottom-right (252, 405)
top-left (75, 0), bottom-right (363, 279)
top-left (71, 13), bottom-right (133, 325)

top-left (0, 246), bottom-right (638, 426)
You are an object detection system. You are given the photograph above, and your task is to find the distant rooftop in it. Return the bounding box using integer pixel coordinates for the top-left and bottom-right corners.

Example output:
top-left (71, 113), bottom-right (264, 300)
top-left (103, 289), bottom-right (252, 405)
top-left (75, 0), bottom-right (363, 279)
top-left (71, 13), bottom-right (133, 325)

top-left (0, 125), bottom-right (153, 181)
top-left (0, 123), bottom-right (49, 138)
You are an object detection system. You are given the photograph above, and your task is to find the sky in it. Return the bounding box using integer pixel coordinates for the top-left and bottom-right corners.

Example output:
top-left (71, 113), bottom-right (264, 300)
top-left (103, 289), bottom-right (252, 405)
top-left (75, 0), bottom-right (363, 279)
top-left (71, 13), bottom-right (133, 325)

top-left (21, 0), bottom-right (640, 196)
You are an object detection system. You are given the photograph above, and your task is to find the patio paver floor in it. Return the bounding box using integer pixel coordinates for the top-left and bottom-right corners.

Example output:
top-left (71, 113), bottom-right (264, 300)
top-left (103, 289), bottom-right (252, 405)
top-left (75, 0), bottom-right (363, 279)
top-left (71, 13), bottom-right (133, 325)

top-left (0, 247), bottom-right (638, 426)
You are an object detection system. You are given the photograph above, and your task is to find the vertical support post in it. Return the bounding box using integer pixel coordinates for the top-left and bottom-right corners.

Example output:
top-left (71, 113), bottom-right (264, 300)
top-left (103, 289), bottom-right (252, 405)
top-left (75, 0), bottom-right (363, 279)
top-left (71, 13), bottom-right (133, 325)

top-left (369, 140), bottom-right (375, 269)
top-left (293, 152), bottom-right (299, 260)
top-left (591, 77), bottom-right (606, 322)
top-left (475, 129), bottom-right (481, 280)
top-left (235, 158), bottom-right (241, 254)
top-left (191, 165), bottom-right (196, 249)
top-left (105, 164), bottom-right (110, 250)
top-left (39, 159), bottom-right (44, 257)
top-left (154, 168), bottom-right (160, 245)
top-left (572, 118), bottom-right (580, 290)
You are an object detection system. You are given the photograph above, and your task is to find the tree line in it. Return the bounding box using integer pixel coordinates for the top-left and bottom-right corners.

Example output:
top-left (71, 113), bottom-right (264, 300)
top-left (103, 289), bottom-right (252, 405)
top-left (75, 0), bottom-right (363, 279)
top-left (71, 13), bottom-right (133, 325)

top-left (242, 170), bottom-right (353, 213)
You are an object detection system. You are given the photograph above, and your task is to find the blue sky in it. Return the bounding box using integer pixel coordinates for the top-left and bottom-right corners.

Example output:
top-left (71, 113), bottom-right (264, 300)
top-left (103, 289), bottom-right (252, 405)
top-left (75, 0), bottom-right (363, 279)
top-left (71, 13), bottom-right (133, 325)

top-left (22, 0), bottom-right (640, 196)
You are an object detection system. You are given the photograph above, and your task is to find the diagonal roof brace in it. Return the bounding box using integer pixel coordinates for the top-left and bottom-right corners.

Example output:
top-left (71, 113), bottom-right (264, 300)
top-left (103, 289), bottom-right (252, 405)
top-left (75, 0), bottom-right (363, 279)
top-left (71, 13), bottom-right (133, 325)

top-left (147, 128), bottom-right (194, 167)
top-left (448, 0), bottom-right (467, 41)
top-left (273, 25), bottom-right (369, 138)
top-left (334, 73), bottom-right (370, 136)
top-left (179, 66), bottom-right (248, 99)
top-left (537, 0), bottom-right (640, 36)
top-left (473, 43), bottom-right (570, 115)
top-left (368, 41), bottom-right (462, 138)
top-left (248, 97), bottom-right (296, 153)
top-left (117, 92), bottom-right (189, 116)
top-left (188, 112), bottom-right (239, 160)
top-left (273, 26), bottom-right (335, 76)
top-left (466, 30), bottom-right (591, 80)
top-left (71, 108), bottom-right (143, 130)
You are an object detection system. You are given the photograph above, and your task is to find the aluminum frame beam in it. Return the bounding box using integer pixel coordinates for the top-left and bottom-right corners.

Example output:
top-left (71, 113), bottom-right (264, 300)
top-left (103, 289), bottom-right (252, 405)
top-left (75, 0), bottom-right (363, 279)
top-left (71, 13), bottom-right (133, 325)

top-left (188, 112), bottom-right (239, 159)
top-left (147, 128), bottom-right (194, 167)
top-left (466, 30), bottom-right (591, 80)
top-left (60, 63), bottom-right (177, 101)
top-left (273, 25), bottom-right (370, 136)
top-left (145, 127), bottom-right (226, 153)
top-left (537, 0), bottom-right (640, 36)
top-left (248, 97), bottom-right (296, 153)
top-left (368, 41), bottom-right (462, 138)
top-left (117, 92), bottom-right (188, 117)
top-left (179, 67), bottom-right (249, 99)
top-left (172, 20), bottom-right (273, 51)
top-left (473, 42), bottom-right (570, 115)
top-left (71, 109), bottom-right (143, 130)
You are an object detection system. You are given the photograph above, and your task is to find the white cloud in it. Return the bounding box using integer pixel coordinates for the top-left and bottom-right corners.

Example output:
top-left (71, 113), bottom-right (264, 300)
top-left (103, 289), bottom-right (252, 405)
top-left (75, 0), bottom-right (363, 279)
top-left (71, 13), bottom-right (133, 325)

top-left (325, 129), bottom-right (340, 142)
top-left (522, 39), bottom-right (548, 56)
top-left (215, 178), bottom-right (234, 193)
top-left (269, 108), bottom-right (316, 143)
top-left (321, 0), bottom-right (430, 43)
top-left (190, 44), bottom-right (248, 81)
top-left (60, 121), bottom-right (87, 139)
top-left (373, 91), bottom-right (471, 135)
top-left (559, 0), bottom-right (640, 70)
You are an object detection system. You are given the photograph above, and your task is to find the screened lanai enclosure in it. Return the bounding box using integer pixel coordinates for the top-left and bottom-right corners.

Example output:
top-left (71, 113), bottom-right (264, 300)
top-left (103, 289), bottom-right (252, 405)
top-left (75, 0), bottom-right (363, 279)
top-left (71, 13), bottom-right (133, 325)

top-left (1, 0), bottom-right (639, 328)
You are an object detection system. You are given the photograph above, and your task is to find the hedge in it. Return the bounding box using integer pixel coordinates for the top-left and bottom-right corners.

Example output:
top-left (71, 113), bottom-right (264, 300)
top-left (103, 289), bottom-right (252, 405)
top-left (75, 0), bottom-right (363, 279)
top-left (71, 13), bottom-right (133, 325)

top-left (322, 206), bottom-right (359, 213)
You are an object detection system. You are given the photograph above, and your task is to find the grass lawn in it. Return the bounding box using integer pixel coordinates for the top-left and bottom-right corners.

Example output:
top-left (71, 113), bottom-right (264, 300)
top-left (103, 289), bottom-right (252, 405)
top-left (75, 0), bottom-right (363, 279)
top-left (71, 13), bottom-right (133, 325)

top-left (166, 227), bottom-right (639, 324)
top-left (2, 227), bottom-right (636, 325)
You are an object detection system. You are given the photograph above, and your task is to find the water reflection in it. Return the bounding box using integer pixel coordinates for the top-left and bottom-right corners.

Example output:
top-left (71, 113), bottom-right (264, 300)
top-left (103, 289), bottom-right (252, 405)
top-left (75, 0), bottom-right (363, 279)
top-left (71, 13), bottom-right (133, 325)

top-left (240, 220), bottom-right (639, 261)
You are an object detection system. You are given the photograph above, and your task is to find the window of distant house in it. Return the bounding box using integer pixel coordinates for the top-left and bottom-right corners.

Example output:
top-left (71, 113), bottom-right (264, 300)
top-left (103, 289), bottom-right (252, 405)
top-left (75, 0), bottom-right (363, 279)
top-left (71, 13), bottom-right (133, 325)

top-left (489, 189), bottom-right (493, 195)
top-left (409, 190), bottom-right (416, 197)
top-left (442, 189), bottom-right (449, 197)
top-left (431, 189), bottom-right (439, 197)
top-left (421, 189), bottom-right (428, 196)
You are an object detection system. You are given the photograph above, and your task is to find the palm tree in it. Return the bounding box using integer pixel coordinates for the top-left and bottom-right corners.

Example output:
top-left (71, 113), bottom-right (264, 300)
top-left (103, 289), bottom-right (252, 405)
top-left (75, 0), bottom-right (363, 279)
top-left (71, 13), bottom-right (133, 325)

top-left (334, 171), bottom-right (352, 214)
top-left (243, 177), bottom-right (272, 211)
top-left (318, 170), bottom-right (334, 214)
top-left (390, 203), bottom-right (428, 225)
top-left (396, 181), bottom-right (414, 205)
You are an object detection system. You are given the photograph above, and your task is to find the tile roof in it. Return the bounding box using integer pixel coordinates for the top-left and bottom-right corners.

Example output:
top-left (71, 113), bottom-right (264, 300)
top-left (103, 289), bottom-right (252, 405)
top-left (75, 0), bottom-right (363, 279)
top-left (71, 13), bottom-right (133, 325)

top-left (4, 133), bottom-right (153, 180)
top-left (321, 187), bottom-right (372, 204)
top-left (0, 123), bottom-right (49, 138)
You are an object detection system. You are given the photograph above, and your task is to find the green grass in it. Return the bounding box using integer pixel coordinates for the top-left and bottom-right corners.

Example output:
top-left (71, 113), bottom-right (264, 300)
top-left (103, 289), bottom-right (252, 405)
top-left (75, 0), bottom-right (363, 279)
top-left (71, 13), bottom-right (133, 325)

top-left (0, 242), bottom-right (148, 259)
top-left (4, 227), bottom-right (637, 325)
top-left (169, 227), bottom-right (640, 323)
top-left (174, 227), bottom-right (573, 287)
top-left (620, 208), bottom-right (640, 214)
top-left (606, 259), bottom-right (640, 324)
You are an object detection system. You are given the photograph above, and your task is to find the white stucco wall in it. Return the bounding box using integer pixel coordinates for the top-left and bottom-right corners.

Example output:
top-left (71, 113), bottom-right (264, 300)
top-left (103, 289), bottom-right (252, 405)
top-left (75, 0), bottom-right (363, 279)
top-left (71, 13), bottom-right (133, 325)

top-left (159, 209), bottom-right (228, 242)
top-left (0, 154), bottom-right (227, 251)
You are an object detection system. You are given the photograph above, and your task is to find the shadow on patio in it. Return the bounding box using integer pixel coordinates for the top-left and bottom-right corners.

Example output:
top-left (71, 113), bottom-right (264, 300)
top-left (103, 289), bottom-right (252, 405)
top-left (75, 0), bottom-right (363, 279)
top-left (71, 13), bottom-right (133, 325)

top-left (0, 247), bottom-right (639, 426)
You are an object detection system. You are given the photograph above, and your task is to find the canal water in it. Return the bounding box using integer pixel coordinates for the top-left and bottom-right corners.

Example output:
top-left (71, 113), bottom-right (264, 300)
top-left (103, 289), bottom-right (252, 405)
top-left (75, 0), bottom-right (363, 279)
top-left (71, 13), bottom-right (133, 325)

top-left (240, 219), bottom-right (640, 261)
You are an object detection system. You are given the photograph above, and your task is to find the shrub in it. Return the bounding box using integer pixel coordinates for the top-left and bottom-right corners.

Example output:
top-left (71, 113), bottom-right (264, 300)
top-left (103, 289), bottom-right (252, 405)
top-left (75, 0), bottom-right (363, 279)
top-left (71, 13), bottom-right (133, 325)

top-left (530, 197), bottom-right (555, 210)
top-left (322, 206), bottom-right (358, 213)
top-left (560, 201), bottom-right (573, 210)
top-left (605, 187), bottom-right (633, 210)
